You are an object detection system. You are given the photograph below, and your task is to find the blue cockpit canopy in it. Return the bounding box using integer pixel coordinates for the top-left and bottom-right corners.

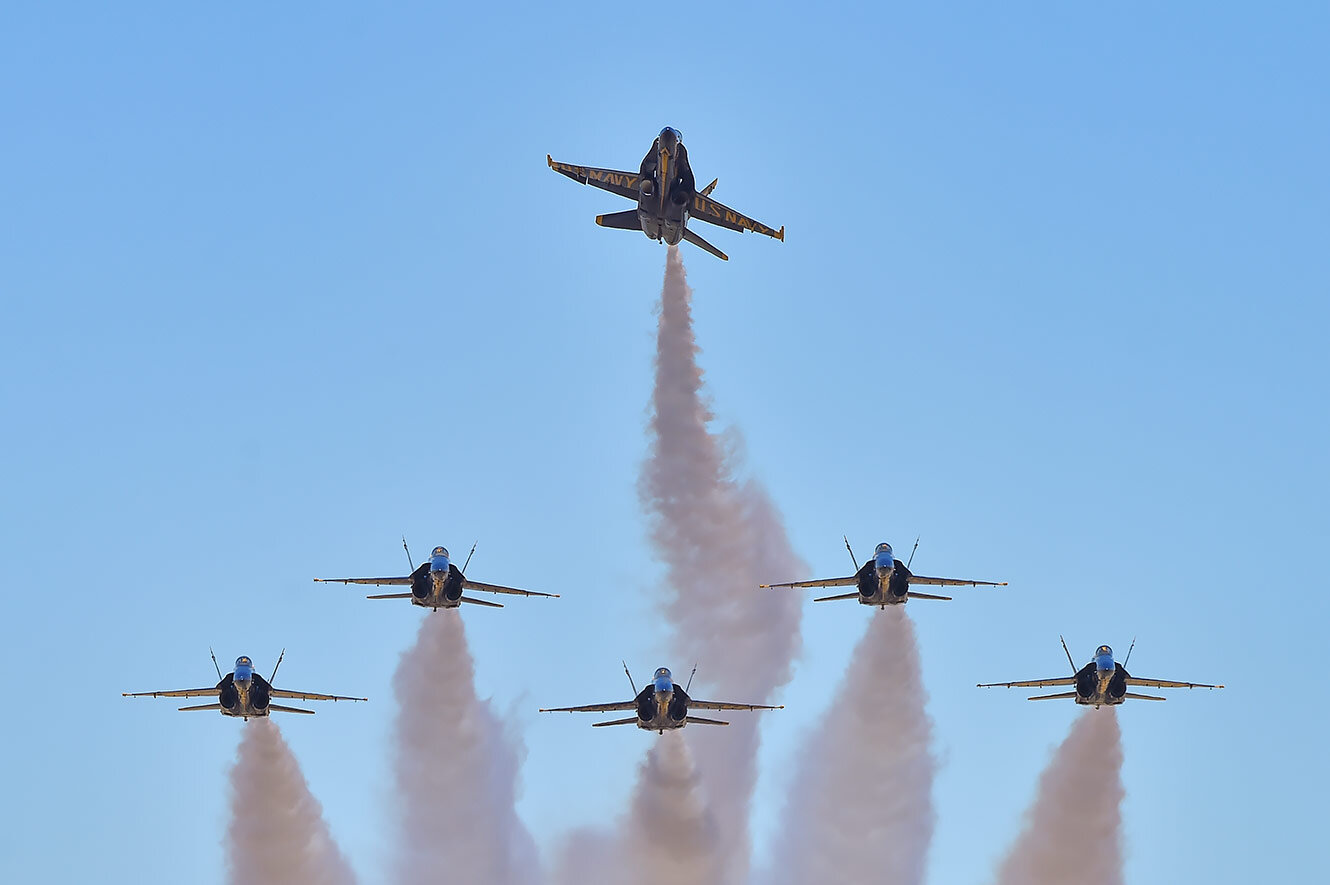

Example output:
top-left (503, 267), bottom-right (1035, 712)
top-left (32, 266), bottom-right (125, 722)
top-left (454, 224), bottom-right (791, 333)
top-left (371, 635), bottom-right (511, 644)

top-left (655, 667), bottom-right (671, 679)
top-left (432, 546), bottom-right (449, 558)
top-left (875, 542), bottom-right (893, 556)
top-left (235, 656), bottom-right (252, 668)
top-left (1097, 645), bottom-right (1112, 657)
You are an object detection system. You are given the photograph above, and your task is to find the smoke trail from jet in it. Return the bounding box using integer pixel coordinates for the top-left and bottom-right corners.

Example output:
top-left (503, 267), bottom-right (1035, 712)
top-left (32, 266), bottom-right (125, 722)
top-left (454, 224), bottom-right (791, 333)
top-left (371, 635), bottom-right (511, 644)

top-left (550, 735), bottom-right (722, 885)
top-left (992, 710), bottom-right (1124, 885)
top-left (392, 612), bottom-right (540, 885)
top-left (639, 245), bottom-right (805, 882)
top-left (226, 718), bottom-right (357, 885)
top-left (621, 734), bottom-right (726, 883)
top-left (767, 607), bottom-right (935, 885)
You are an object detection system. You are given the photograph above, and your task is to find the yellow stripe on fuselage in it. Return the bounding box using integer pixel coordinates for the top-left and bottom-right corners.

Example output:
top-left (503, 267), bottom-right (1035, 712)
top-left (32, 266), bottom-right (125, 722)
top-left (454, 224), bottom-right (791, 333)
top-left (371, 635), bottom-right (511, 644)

top-left (659, 147), bottom-right (669, 216)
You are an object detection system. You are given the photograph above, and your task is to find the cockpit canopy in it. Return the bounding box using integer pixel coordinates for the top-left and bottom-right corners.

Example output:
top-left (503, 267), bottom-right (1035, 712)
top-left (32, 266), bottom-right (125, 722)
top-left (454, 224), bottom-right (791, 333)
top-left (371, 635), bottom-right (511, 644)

top-left (659, 127), bottom-right (682, 155)
top-left (655, 667), bottom-right (672, 680)
top-left (875, 542), bottom-right (893, 556)
top-left (235, 656), bottom-right (253, 668)
top-left (1097, 645), bottom-right (1112, 657)
top-left (432, 546), bottom-right (449, 558)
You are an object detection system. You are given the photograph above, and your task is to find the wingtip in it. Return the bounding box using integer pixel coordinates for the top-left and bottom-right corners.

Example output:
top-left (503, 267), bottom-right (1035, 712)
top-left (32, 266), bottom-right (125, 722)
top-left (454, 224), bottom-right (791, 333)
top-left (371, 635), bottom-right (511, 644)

top-left (777, 225), bottom-right (785, 242)
top-left (546, 153), bottom-right (553, 167)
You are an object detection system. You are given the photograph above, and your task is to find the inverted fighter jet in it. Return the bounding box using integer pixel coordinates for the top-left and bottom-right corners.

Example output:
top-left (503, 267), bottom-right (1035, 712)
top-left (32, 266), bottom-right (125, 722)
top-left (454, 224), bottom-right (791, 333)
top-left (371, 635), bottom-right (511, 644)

top-left (539, 664), bottom-right (783, 733)
top-left (978, 637), bottom-right (1224, 706)
top-left (315, 541), bottom-right (558, 611)
top-left (548, 126), bottom-right (784, 261)
top-left (123, 650), bottom-right (366, 719)
top-left (761, 539), bottom-right (1006, 607)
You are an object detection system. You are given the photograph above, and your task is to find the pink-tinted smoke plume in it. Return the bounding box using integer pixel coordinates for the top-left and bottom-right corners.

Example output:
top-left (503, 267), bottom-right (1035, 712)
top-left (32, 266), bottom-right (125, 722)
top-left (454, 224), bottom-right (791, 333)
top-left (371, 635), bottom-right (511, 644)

top-left (392, 611), bottom-right (540, 885)
top-left (992, 709), bottom-right (1125, 885)
top-left (768, 606), bottom-right (935, 885)
top-left (638, 246), bottom-right (806, 882)
top-left (226, 718), bottom-right (357, 885)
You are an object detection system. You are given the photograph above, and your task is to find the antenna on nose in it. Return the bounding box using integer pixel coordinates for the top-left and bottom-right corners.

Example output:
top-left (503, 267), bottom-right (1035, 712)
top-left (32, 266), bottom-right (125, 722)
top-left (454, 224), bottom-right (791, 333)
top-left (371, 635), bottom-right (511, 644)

top-left (270, 649), bottom-right (285, 684)
top-left (843, 536), bottom-right (859, 571)
top-left (461, 541), bottom-right (477, 573)
top-left (209, 647), bottom-right (223, 681)
top-left (402, 537), bottom-right (414, 571)
top-left (1123, 636), bottom-right (1137, 668)
top-left (685, 664), bottom-right (697, 693)
top-left (906, 537), bottom-right (920, 569)
top-left (1059, 635), bottom-right (1077, 674)
top-left (622, 661), bottom-right (637, 695)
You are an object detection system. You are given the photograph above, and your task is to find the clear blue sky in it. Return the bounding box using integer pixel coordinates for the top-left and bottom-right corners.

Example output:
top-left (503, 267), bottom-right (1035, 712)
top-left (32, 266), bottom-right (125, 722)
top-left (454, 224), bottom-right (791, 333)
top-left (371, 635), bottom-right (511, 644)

top-left (2, 4), bottom-right (1325, 883)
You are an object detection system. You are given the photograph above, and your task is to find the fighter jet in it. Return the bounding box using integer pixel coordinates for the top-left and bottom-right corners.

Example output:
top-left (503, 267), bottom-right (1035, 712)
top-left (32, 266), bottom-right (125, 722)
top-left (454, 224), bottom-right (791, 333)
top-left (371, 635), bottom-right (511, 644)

top-left (977, 637), bottom-right (1224, 706)
top-left (314, 541), bottom-right (558, 611)
top-left (548, 126), bottom-right (784, 261)
top-left (123, 650), bottom-right (366, 719)
top-left (539, 664), bottom-right (783, 733)
top-left (760, 539), bottom-right (1006, 607)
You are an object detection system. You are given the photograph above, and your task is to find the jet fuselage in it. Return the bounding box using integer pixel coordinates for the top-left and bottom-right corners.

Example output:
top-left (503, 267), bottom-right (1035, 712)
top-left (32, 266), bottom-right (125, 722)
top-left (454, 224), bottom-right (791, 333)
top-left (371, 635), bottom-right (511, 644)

top-left (854, 544), bottom-right (911, 606)
top-left (409, 549), bottom-right (466, 610)
top-left (633, 672), bottom-right (693, 733)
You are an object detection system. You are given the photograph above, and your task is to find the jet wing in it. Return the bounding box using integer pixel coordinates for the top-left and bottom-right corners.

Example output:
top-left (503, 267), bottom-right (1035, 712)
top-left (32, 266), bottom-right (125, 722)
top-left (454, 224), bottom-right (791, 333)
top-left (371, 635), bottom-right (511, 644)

top-left (977, 677), bottom-right (1076, 688)
top-left (314, 576), bottom-right (411, 586)
top-left (539, 701), bottom-right (636, 713)
top-left (1129, 677), bottom-right (1224, 690)
top-left (269, 688), bottom-right (367, 702)
top-left (547, 156), bottom-right (642, 201)
top-left (760, 575), bottom-right (857, 590)
top-left (687, 700), bottom-right (784, 711)
top-left (464, 579), bottom-right (559, 599)
top-left (909, 575), bottom-right (1007, 587)
top-left (689, 193), bottom-right (784, 241)
top-left (123, 688), bottom-right (218, 699)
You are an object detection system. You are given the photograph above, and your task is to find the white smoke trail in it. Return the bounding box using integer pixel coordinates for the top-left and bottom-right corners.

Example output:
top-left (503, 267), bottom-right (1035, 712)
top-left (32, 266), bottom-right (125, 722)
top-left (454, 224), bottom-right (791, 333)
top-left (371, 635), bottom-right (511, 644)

top-left (639, 245), bottom-right (806, 882)
top-left (392, 611), bottom-right (540, 885)
top-left (620, 734), bottom-right (726, 883)
top-left (767, 606), bottom-right (935, 885)
top-left (226, 718), bottom-right (357, 885)
top-left (992, 709), bottom-right (1125, 885)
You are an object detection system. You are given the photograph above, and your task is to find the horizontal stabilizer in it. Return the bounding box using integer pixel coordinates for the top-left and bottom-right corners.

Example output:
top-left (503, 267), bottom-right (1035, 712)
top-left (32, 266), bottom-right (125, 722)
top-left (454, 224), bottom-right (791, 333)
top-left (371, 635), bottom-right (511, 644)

top-left (366, 593), bottom-right (413, 600)
top-left (177, 703), bottom-right (222, 712)
top-left (685, 716), bottom-right (729, 726)
top-left (813, 592), bottom-right (861, 603)
top-left (268, 704), bottom-right (316, 715)
top-left (595, 209), bottom-right (641, 231)
top-left (1026, 692), bottom-right (1079, 702)
top-left (683, 228), bottom-right (729, 261)
top-left (906, 591), bottom-right (953, 601)
top-left (591, 717), bottom-right (639, 728)
top-left (1123, 692), bottom-right (1167, 702)
top-left (459, 595), bottom-right (504, 608)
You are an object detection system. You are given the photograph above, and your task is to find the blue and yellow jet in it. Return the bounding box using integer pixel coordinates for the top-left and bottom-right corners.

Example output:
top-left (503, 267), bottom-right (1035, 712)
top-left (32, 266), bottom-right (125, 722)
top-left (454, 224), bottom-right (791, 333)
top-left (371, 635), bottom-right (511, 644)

top-left (123, 650), bottom-right (366, 719)
top-left (540, 664), bottom-right (783, 733)
top-left (315, 541), bottom-right (558, 611)
top-left (761, 539), bottom-right (1006, 607)
top-left (548, 126), bottom-right (784, 261)
top-left (978, 637), bottom-right (1224, 706)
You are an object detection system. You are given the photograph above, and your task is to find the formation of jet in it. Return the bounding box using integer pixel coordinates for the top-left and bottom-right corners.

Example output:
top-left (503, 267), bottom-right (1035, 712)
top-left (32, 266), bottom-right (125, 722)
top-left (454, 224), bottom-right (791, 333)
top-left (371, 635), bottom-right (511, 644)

top-left (978, 638), bottom-right (1224, 706)
top-left (761, 539), bottom-right (1006, 607)
top-left (314, 541), bottom-right (558, 611)
top-left (539, 665), bottom-right (783, 732)
top-left (123, 651), bottom-right (366, 719)
top-left (548, 126), bottom-right (784, 261)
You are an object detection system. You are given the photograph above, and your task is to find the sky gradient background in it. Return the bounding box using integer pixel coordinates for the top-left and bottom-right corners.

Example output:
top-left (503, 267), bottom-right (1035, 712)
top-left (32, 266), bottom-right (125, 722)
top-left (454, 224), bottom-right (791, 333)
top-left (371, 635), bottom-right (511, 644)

top-left (2, 4), bottom-right (1326, 884)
